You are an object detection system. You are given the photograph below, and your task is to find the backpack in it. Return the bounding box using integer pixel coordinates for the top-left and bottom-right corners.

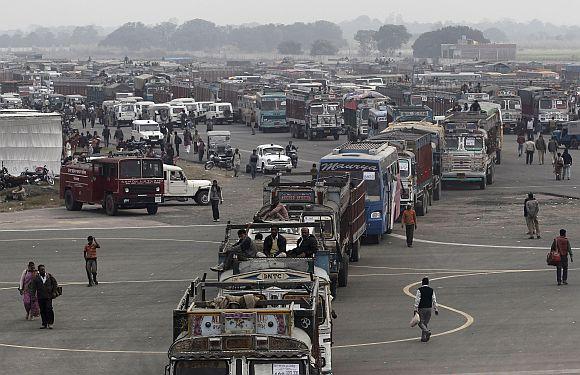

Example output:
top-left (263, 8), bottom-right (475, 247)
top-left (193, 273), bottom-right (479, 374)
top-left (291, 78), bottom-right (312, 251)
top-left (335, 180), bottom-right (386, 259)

top-left (526, 200), bottom-right (539, 217)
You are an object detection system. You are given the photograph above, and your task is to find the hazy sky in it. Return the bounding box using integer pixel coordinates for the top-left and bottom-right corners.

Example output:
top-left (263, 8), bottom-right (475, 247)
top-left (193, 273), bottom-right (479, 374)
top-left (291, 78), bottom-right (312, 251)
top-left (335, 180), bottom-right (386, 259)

top-left (4, 0), bottom-right (580, 29)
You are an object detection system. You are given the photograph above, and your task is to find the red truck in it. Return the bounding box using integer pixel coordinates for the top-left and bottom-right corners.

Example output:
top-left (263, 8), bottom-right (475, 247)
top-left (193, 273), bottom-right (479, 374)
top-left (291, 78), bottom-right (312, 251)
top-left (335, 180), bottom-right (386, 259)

top-left (60, 157), bottom-right (164, 216)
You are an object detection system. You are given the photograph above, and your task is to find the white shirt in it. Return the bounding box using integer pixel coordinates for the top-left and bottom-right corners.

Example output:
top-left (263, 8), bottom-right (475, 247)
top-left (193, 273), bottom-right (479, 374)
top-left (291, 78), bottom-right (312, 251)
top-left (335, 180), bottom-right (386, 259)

top-left (527, 120), bottom-right (534, 130)
top-left (40, 275), bottom-right (47, 284)
top-left (414, 287), bottom-right (438, 311)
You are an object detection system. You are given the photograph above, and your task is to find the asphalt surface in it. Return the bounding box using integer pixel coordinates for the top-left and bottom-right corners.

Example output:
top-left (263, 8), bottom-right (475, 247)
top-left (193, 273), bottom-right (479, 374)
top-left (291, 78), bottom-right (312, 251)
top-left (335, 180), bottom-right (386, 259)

top-left (2, 127), bottom-right (580, 374)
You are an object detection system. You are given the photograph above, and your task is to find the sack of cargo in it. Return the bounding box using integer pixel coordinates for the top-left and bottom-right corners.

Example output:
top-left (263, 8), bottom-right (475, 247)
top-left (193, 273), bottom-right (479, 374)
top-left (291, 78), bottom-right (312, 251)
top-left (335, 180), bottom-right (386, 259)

top-left (547, 250), bottom-right (561, 266)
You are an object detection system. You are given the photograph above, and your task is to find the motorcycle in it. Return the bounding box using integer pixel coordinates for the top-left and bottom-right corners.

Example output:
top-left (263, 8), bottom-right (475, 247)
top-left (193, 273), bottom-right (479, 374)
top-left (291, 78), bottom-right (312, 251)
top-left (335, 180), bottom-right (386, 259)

top-left (1, 166), bottom-right (29, 190)
top-left (21, 165), bottom-right (55, 186)
top-left (287, 148), bottom-right (298, 168)
top-left (205, 154), bottom-right (233, 171)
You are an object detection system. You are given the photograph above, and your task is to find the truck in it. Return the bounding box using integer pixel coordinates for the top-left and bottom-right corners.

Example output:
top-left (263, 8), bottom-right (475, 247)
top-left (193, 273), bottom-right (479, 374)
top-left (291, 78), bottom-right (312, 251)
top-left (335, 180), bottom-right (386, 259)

top-left (287, 89), bottom-right (341, 140)
top-left (162, 164), bottom-right (212, 205)
top-left (255, 90), bottom-right (287, 132)
top-left (373, 127), bottom-right (442, 216)
top-left (441, 110), bottom-right (502, 190)
top-left (552, 121), bottom-right (580, 149)
top-left (492, 91), bottom-right (522, 133)
top-left (169, 256), bottom-right (333, 374)
top-left (205, 102), bottom-right (234, 126)
top-left (343, 91), bottom-right (388, 141)
top-left (60, 157), bottom-right (164, 215)
top-left (260, 173), bottom-right (366, 294)
top-left (518, 87), bottom-right (569, 130)
top-left (386, 104), bottom-right (433, 123)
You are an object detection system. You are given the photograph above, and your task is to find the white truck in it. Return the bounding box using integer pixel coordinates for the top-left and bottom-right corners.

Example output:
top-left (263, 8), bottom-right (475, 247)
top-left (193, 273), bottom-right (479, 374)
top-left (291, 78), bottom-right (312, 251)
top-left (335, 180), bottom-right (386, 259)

top-left (162, 164), bottom-right (212, 205)
top-left (131, 120), bottom-right (163, 144)
top-left (205, 102), bottom-right (234, 125)
top-left (247, 144), bottom-right (293, 174)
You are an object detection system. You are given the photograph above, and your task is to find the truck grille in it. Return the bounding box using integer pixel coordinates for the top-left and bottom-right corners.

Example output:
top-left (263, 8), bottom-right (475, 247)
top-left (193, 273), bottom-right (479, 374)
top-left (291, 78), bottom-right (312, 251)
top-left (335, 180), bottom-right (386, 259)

top-left (451, 155), bottom-right (472, 171)
top-left (127, 185), bottom-right (157, 194)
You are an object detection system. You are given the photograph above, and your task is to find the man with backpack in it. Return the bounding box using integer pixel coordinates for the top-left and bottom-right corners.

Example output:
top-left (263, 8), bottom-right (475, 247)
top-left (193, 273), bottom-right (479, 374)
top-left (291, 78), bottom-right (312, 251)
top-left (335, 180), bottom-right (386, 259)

top-left (552, 229), bottom-right (573, 285)
top-left (524, 193), bottom-right (540, 239)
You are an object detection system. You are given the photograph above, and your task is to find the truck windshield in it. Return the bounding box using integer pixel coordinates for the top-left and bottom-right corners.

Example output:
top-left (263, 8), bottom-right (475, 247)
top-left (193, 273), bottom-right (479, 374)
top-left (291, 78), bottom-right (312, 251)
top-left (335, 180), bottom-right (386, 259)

top-left (310, 105), bottom-right (323, 115)
top-left (175, 360), bottom-right (228, 375)
top-left (398, 159), bottom-right (410, 178)
top-left (209, 136), bottom-right (230, 143)
top-left (361, 108), bottom-right (370, 121)
top-left (319, 164), bottom-right (381, 198)
top-left (556, 100), bottom-right (567, 110)
top-left (539, 99), bottom-right (552, 110)
top-left (303, 215), bottom-right (333, 238)
top-left (445, 137), bottom-right (460, 150)
top-left (327, 104), bottom-right (339, 114)
top-left (261, 100), bottom-right (276, 111)
top-left (263, 147), bottom-right (284, 155)
top-left (119, 159), bottom-right (163, 179)
top-left (464, 137), bottom-right (483, 151)
top-left (140, 124), bottom-right (159, 132)
top-left (121, 105), bottom-right (134, 112)
top-left (508, 100), bottom-right (520, 110)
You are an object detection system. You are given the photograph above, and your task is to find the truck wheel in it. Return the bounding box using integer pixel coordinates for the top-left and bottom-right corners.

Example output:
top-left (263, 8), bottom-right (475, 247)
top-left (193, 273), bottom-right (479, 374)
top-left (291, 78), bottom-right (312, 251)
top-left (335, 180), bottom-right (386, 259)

top-left (105, 194), bottom-right (118, 216)
top-left (487, 167), bottom-right (495, 185)
top-left (338, 256), bottom-right (349, 287)
top-left (64, 189), bottom-right (82, 211)
top-left (416, 194), bottom-right (427, 216)
top-left (433, 182), bottom-right (442, 201)
top-left (194, 190), bottom-right (210, 205)
top-left (146, 204), bottom-right (158, 215)
top-left (333, 133), bottom-right (339, 140)
top-left (350, 239), bottom-right (361, 262)
top-left (480, 177), bottom-right (487, 190)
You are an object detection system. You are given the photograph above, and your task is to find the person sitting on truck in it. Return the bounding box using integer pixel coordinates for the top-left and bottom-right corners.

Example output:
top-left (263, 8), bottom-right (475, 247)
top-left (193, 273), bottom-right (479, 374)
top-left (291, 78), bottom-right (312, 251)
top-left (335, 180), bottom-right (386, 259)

top-left (262, 226), bottom-right (287, 257)
top-left (260, 197), bottom-right (289, 221)
top-left (287, 227), bottom-right (318, 258)
top-left (211, 229), bottom-right (256, 272)
top-left (469, 100), bottom-right (481, 112)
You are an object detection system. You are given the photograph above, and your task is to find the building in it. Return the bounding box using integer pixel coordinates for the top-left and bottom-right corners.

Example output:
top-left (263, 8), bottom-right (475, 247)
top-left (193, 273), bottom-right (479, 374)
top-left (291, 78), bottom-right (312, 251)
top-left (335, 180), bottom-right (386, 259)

top-left (441, 37), bottom-right (517, 62)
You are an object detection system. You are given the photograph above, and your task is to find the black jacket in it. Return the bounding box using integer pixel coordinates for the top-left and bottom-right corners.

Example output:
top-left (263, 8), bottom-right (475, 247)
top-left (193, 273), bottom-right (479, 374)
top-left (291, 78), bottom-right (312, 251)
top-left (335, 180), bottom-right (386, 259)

top-left (292, 234), bottom-right (318, 257)
top-left (32, 273), bottom-right (58, 300)
top-left (263, 234), bottom-right (287, 256)
top-left (231, 236), bottom-right (256, 258)
top-left (563, 152), bottom-right (573, 165)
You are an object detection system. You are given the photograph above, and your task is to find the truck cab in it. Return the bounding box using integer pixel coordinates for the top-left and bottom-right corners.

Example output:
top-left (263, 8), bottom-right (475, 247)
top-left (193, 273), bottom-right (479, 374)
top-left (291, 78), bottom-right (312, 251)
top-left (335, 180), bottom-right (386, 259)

top-left (131, 120), bottom-right (163, 144)
top-left (162, 164), bottom-right (211, 205)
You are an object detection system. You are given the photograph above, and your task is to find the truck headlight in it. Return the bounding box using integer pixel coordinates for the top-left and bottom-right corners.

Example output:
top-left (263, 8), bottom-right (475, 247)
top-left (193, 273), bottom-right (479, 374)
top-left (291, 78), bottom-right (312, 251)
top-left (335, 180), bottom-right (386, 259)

top-left (156, 186), bottom-right (160, 192)
top-left (124, 187), bottom-right (129, 193)
top-left (370, 211), bottom-right (381, 219)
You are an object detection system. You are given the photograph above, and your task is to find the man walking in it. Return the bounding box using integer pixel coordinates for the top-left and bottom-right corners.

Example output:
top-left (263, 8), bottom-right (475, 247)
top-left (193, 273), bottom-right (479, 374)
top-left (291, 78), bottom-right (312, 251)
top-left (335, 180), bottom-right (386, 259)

top-left (526, 118), bottom-right (535, 140)
top-left (524, 193), bottom-right (540, 239)
top-left (249, 150), bottom-right (258, 179)
top-left (102, 126), bottom-right (111, 148)
top-left (401, 204), bottom-right (417, 247)
top-left (535, 134), bottom-right (546, 165)
top-left (31, 265), bottom-right (58, 329)
top-left (524, 137), bottom-right (535, 165)
top-left (183, 128), bottom-right (193, 154)
top-left (563, 148), bottom-right (573, 180)
top-left (173, 131), bottom-right (182, 157)
top-left (232, 148), bottom-right (241, 177)
top-left (552, 229), bottom-right (573, 286)
top-left (548, 137), bottom-right (558, 164)
top-left (209, 180), bottom-right (223, 222)
top-left (83, 236), bottom-right (99, 287)
top-left (517, 133), bottom-right (525, 157)
top-left (114, 125), bottom-right (124, 145)
top-left (414, 277), bottom-right (439, 342)
top-left (197, 140), bottom-right (205, 163)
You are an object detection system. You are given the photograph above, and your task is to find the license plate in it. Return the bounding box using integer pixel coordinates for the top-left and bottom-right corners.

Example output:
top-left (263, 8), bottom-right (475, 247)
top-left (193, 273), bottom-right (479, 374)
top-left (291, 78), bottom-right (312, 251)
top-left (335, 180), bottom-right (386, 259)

top-left (325, 129), bottom-right (330, 134)
top-left (155, 196), bottom-right (162, 203)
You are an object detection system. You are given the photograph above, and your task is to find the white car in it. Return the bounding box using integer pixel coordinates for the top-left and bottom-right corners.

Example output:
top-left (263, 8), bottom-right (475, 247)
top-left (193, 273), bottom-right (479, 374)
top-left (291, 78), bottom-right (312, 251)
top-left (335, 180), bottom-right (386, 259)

top-left (248, 144), bottom-right (293, 174)
top-left (162, 164), bottom-right (212, 205)
top-left (131, 120), bottom-right (163, 144)
top-left (205, 102), bottom-right (234, 125)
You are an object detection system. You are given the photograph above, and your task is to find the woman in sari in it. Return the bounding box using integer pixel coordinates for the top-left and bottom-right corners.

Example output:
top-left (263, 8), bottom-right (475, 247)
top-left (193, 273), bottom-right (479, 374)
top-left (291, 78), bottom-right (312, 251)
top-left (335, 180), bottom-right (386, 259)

top-left (18, 261), bottom-right (40, 320)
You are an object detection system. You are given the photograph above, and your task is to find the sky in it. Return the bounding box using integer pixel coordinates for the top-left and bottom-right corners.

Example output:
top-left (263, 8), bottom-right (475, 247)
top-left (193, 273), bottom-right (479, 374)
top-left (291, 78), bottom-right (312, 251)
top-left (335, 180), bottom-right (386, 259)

top-left (3, 0), bottom-right (580, 29)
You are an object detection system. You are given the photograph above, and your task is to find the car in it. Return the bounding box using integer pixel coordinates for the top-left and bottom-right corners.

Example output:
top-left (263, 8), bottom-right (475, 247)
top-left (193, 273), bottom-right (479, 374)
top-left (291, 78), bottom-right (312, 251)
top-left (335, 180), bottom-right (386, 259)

top-left (246, 144), bottom-right (293, 174)
top-left (162, 164), bottom-right (212, 205)
top-left (131, 120), bottom-right (163, 144)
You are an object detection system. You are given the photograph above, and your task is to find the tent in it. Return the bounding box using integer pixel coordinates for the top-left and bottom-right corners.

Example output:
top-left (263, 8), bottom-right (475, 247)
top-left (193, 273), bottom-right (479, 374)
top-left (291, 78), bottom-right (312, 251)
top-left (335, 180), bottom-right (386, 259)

top-left (0, 111), bottom-right (62, 175)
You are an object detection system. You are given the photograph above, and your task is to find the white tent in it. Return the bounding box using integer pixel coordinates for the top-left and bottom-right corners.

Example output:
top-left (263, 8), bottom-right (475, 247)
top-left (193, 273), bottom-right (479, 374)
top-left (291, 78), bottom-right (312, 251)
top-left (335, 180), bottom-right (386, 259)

top-left (0, 112), bottom-right (62, 175)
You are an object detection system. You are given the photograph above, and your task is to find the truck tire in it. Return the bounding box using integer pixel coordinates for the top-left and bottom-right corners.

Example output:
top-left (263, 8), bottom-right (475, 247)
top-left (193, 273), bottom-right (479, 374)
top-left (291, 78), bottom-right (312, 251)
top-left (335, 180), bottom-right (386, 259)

top-left (64, 189), bottom-right (82, 211)
top-left (333, 133), bottom-right (339, 140)
top-left (146, 204), bottom-right (158, 215)
top-left (105, 194), bottom-right (118, 216)
top-left (194, 190), bottom-right (210, 205)
top-left (433, 182), bottom-right (442, 201)
top-left (338, 256), bottom-right (349, 287)
top-left (487, 166), bottom-right (495, 185)
top-left (416, 194), bottom-right (427, 216)
top-left (350, 239), bottom-right (361, 262)
top-left (480, 177), bottom-right (487, 190)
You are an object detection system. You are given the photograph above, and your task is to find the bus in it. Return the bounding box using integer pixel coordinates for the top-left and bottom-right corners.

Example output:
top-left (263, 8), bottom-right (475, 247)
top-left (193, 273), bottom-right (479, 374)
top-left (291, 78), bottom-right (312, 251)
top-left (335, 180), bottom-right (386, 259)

top-left (319, 141), bottom-right (401, 243)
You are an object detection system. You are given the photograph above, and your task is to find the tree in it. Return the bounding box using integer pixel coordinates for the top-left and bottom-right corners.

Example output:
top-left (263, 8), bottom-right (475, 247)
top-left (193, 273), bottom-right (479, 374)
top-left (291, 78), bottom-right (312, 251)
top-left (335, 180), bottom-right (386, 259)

top-left (412, 26), bottom-right (490, 58)
top-left (354, 30), bottom-right (377, 56)
top-left (310, 39), bottom-right (338, 55)
top-left (484, 27), bottom-right (509, 42)
top-left (374, 24), bottom-right (411, 53)
top-left (278, 41), bottom-right (302, 55)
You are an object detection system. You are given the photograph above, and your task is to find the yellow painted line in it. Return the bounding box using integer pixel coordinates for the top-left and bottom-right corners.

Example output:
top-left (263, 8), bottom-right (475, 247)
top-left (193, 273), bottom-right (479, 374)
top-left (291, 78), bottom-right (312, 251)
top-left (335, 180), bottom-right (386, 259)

top-left (0, 343), bottom-right (165, 355)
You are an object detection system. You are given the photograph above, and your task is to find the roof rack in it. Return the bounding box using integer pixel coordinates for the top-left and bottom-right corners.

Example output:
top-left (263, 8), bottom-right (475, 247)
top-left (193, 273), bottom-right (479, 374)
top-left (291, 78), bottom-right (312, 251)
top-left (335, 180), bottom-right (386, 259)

top-left (332, 140), bottom-right (392, 155)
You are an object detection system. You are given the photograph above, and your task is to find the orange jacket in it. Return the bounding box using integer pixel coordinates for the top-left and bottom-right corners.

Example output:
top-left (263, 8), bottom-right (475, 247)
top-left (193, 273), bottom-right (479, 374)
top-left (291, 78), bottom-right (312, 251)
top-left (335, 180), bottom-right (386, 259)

top-left (402, 209), bottom-right (417, 225)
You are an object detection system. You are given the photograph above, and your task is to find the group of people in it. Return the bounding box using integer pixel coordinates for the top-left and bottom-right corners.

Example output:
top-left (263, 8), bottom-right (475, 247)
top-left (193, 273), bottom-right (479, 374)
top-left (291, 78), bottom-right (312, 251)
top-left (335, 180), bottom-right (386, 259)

top-left (18, 262), bottom-right (59, 329)
top-left (517, 133), bottom-right (573, 180)
top-left (63, 130), bottom-right (103, 161)
top-left (210, 226), bottom-right (319, 272)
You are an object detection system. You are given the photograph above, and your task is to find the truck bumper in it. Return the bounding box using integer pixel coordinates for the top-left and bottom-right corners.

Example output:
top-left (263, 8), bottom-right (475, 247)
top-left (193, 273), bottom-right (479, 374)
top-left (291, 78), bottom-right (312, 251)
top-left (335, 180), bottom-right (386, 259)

top-left (442, 173), bottom-right (484, 182)
top-left (311, 128), bottom-right (338, 137)
top-left (264, 164), bottom-right (292, 172)
top-left (118, 195), bottom-right (162, 208)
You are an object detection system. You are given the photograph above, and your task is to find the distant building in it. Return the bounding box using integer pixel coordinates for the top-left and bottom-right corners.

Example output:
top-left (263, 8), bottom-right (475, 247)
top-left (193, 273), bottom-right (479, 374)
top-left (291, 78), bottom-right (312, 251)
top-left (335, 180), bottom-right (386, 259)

top-left (441, 36), bottom-right (516, 62)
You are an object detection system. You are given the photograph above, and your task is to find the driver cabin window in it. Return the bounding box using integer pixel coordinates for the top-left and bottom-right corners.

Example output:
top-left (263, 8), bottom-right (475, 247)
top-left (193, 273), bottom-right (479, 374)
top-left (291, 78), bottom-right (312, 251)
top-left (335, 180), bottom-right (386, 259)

top-left (170, 171), bottom-right (182, 181)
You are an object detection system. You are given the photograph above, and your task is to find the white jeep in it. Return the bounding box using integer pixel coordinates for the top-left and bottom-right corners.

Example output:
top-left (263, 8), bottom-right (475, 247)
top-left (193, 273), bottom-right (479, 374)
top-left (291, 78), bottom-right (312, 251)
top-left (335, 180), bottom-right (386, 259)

top-left (163, 164), bottom-right (212, 205)
top-left (131, 120), bottom-right (163, 144)
top-left (247, 144), bottom-right (292, 174)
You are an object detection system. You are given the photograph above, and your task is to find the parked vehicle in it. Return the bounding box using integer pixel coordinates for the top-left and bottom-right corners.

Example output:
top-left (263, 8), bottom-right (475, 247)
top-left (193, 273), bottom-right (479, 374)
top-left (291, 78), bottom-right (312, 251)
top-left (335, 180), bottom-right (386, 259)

top-left (319, 140), bottom-right (401, 243)
top-left (21, 165), bottom-right (54, 186)
top-left (343, 91), bottom-right (388, 141)
top-left (492, 91), bottom-right (522, 133)
top-left (205, 102), bottom-right (234, 125)
top-left (204, 154), bottom-right (233, 171)
top-left (387, 104), bottom-right (433, 123)
top-left (246, 144), bottom-right (292, 174)
top-left (553, 121), bottom-right (580, 149)
top-left (189, 101), bottom-right (214, 124)
top-left (518, 87), bottom-right (569, 130)
top-left (287, 89), bottom-right (341, 140)
top-left (135, 101), bottom-right (155, 120)
top-left (206, 130), bottom-right (232, 160)
top-left (131, 120), bottom-right (163, 145)
top-left (255, 90), bottom-right (287, 132)
top-left (162, 164), bottom-right (211, 204)
top-left (60, 157), bottom-right (163, 216)
top-left (0, 165), bottom-right (29, 190)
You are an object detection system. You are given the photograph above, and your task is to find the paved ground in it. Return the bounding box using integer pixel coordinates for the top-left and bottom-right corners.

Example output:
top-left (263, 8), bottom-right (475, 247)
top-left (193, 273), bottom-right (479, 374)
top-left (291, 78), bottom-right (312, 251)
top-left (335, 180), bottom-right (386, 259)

top-left (2, 129), bottom-right (580, 374)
